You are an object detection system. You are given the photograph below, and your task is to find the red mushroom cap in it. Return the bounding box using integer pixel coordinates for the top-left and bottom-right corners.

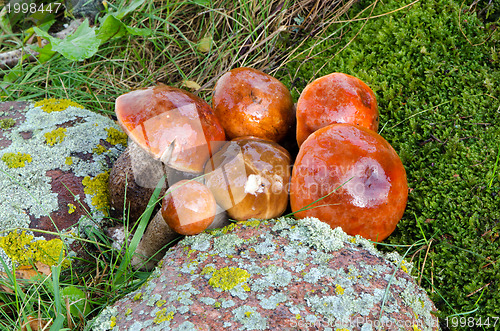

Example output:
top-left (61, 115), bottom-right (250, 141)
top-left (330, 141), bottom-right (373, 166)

top-left (115, 85), bottom-right (225, 173)
top-left (290, 123), bottom-right (407, 241)
top-left (296, 72), bottom-right (379, 147)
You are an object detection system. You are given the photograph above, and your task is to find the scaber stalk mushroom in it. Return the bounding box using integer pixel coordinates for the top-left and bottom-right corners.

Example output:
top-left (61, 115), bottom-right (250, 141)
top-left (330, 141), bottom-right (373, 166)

top-left (115, 84), bottom-right (226, 173)
top-left (108, 140), bottom-right (167, 223)
top-left (212, 67), bottom-right (295, 142)
top-left (204, 136), bottom-right (291, 221)
top-left (162, 180), bottom-right (217, 235)
top-left (114, 85), bottom-right (226, 270)
top-left (290, 123), bottom-right (408, 242)
top-left (296, 72), bottom-right (379, 147)
top-left (130, 210), bottom-right (180, 271)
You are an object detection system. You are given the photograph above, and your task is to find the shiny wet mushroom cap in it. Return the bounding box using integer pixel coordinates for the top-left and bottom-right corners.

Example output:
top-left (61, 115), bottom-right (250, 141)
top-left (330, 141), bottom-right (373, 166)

top-left (115, 85), bottom-right (225, 173)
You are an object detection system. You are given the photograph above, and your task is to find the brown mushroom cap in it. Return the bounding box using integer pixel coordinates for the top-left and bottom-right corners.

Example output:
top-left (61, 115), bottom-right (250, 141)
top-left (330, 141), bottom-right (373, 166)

top-left (204, 136), bottom-right (291, 221)
top-left (296, 72), bottom-right (379, 147)
top-left (115, 85), bottom-right (226, 173)
top-left (212, 67), bottom-right (294, 142)
top-left (161, 180), bottom-right (216, 235)
top-left (290, 123), bottom-right (407, 242)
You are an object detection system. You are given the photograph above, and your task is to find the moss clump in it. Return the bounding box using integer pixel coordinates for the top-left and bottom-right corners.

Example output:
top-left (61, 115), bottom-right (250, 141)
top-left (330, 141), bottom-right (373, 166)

top-left (44, 127), bottom-right (67, 146)
top-left (208, 266), bottom-right (250, 291)
top-left (0, 118), bottom-right (16, 130)
top-left (1, 152), bottom-right (32, 168)
top-left (282, 0), bottom-right (499, 320)
top-left (0, 231), bottom-right (70, 267)
top-left (34, 98), bottom-right (83, 113)
top-left (105, 127), bottom-right (128, 146)
top-left (82, 172), bottom-right (110, 214)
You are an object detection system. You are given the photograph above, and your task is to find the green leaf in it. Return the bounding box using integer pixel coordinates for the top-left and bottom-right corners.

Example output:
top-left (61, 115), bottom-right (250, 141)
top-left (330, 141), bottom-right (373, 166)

top-left (61, 286), bottom-right (90, 317)
top-left (97, 14), bottom-right (152, 43)
top-left (97, 14), bottom-right (129, 43)
top-left (34, 19), bottom-right (100, 61)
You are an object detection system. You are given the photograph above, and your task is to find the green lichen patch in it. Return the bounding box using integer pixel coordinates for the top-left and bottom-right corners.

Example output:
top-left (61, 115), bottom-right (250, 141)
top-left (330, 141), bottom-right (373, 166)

top-left (0, 118), bottom-right (16, 130)
top-left (0, 100), bottom-right (125, 272)
top-left (1, 152), bottom-right (32, 168)
top-left (44, 127), bottom-right (67, 146)
top-left (34, 98), bottom-right (83, 113)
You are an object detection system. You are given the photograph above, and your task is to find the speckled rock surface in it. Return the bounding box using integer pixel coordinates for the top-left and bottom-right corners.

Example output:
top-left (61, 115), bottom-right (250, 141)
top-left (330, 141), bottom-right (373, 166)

top-left (0, 100), bottom-right (126, 268)
top-left (90, 217), bottom-right (439, 331)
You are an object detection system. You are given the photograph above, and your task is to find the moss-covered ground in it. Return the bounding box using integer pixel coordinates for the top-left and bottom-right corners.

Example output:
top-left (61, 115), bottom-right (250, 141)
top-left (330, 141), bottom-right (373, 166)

top-left (281, 0), bottom-right (499, 324)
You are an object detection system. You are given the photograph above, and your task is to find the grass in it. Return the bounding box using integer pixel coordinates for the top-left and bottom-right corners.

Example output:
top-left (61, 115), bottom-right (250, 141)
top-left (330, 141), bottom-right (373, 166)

top-left (0, 0), bottom-right (499, 329)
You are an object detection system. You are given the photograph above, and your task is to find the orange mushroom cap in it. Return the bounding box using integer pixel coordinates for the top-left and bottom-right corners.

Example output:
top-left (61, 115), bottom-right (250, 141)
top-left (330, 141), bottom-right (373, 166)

top-left (296, 72), bottom-right (379, 147)
top-left (115, 85), bottom-right (225, 173)
top-left (290, 123), bottom-right (407, 242)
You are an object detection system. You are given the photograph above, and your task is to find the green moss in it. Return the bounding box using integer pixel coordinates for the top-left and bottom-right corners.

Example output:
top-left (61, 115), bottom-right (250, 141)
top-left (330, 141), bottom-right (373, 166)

top-left (82, 171), bottom-right (110, 214)
top-left (0, 231), bottom-right (70, 267)
top-left (105, 127), bottom-right (128, 146)
top-left (0, 118), bottom-right (15, 130)
top-left (208, 266), bottom-right (250, 291)
top-left (34, 98), bottom-right (83, 113)
top-left (282, 0), bottom-right (499, 319)
top-left (44, 127), bottom-right (67, 146)
top-left (1, 152), bottom-right (32, 168)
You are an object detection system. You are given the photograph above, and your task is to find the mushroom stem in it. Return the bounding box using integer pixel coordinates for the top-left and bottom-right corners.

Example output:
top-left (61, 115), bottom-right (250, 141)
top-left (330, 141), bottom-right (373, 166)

top-left (131, 210), bottom-right (180, 271)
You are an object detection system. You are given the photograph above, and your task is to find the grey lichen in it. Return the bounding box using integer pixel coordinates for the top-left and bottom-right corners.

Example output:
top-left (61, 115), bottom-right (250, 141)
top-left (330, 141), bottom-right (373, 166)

top-left (233, 306), bottom-right (268, 330)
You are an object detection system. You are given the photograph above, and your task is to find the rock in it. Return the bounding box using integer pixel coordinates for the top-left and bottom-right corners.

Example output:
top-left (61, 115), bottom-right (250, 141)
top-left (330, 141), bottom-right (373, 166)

top-left (90, 217), bottom-right (439, 331)
top-left (0, 99), bottom-right (127, 270)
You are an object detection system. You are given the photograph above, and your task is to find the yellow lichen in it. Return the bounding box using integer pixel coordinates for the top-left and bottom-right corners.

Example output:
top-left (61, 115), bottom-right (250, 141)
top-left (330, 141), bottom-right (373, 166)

top-left (244, 311), bottom-right (252, 317)
top-left (109, 316), bottom-right (116, 328)
top-left (401, 260), bottom-right (409, 273)
top-left (209, 266), bottom-right (250, 291)
top-left (82, 172), bottom-right (110, 214)
top-left (295, 314), bottom-right (301, 320)
top-left (201, 265), bottom-right (216, 275)
top-left (0, 231), bottom-right (70, 267)
top-left (153, 308), bottom-right (174, 324)
top-left (44, 127), bottom-right (67, 146)
top-left (413, 326), bottom-right (422, 331)
top-left (335, 284), bottom-right (345, 295)
top-left (1, 152), bottom-right (32, 168)
top-left (34, 98), bottom-right (83, 113)
top-left (244, 219), bottom-right (261, 228)
top-left (156, 300), bottom-right (166, 307)
top-left (133, 293), bottom-right (143, 301)
top-left (68, 203), bottom-right (76, 214)
top-left (105, 127), bottom-right (128, 146)
top-left (125, 308), bottom-right (132, 316)
top-left (214, 301), bottom-right (221, 308)
top-left (0, 118), bottom-right (15, 130)
top-left (93, 144), bottom-right (107, 155)
top-left (65, 157), bottom-right (73, 165)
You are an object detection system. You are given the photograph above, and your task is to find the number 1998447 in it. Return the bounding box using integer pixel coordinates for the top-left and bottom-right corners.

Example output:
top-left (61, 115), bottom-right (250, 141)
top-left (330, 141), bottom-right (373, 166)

top-left (4, 2), bottom-right (64, 14)
top-left (446, 316), bottom-right (499, 328)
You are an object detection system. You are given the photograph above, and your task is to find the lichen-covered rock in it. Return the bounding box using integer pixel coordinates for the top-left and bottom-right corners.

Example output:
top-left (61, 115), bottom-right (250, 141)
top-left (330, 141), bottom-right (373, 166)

top-left (0, 100), bottom-right (127, 269)
top-left (90, 217), bottom-right (439, 331)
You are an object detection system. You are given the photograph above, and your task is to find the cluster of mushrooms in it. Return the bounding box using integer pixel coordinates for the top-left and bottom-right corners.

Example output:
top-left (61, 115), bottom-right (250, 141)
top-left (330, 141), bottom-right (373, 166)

top-left (108, 68), bottom-right (408, 270)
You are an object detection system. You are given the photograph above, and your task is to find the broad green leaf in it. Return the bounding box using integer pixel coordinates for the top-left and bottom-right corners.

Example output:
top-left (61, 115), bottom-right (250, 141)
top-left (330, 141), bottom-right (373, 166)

top-left (61, 286), bottom-right (90, 317)
top-left (97, 14), bottom-right (129, 43)
top-left (125, 25), bottom-right (152, 36)
top-left (34, 19), bottom-right (100, 61)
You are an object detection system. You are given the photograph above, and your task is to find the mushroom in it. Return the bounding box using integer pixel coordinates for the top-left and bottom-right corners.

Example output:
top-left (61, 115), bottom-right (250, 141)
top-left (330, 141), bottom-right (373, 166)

top-left (115, 84), bottom-right (226, 173)
top-left (212, 67), bottom-right (295, 142)
top-left (290, 123), bottom-right (407, 242)
top-left (161, 180), bottom-right (216, 235)
top-left (296, 72), bottom-right (379, 147)
top-left (204, 136), bottom-right (291, 221)
top-left (113, 85), bottom-right (226, 269)
top-left (108, 140), bottom-right (167, 223)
